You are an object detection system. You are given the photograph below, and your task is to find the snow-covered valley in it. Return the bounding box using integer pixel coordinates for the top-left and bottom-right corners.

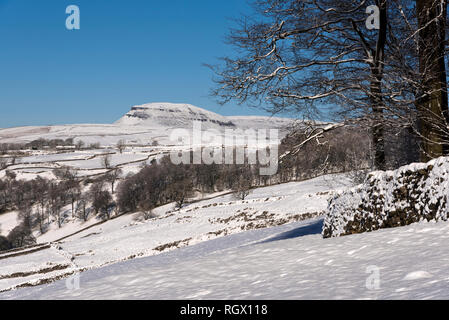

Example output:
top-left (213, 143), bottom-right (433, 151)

top-left (1, 102), bottom-right (448, 300)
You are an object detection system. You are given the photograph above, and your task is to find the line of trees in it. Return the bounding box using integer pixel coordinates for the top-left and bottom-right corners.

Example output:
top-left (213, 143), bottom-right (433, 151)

top-left (116, 156), bottom-right (262, 215)
top-left (0, 166), bottom-right (118, 251)
top-left (116, 127), bottom-right (373, 216)
top-left (0, 139), bottom-right (104, 154)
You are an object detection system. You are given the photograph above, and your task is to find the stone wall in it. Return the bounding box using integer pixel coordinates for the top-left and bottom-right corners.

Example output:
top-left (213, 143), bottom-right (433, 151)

top-left (323, 157), bottom-right (449, 238)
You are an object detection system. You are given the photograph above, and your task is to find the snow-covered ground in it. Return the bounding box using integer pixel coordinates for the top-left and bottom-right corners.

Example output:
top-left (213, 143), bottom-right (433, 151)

top-left (2, 215), bottom-right (449, 299)
top-left (2, 157), bottom-right (448, 299)
top-left (0, 174), bottom-right (351, 293)
top-left (0, 147), bottom-right (169, 181)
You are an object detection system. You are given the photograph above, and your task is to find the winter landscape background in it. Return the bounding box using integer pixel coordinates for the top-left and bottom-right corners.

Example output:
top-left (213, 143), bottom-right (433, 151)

top-left (2, 0), bottom-right (449, 301)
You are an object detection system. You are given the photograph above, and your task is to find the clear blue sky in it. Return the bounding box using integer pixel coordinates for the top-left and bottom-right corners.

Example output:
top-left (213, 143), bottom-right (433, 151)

top-left (0, 0), bottom-right (276, 128)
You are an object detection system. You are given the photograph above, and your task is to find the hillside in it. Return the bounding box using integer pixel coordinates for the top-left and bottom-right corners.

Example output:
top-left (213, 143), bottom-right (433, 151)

top-left (2, 193), bottom-right (449, 299)
top-left (0, 174), bottom-right (351, 292)
top-left (0, 103), bottom-right (295, 145)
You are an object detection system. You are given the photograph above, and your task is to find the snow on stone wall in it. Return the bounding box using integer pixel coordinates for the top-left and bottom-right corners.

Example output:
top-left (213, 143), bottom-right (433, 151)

top-left (322, 156), bottom-right (449, 238)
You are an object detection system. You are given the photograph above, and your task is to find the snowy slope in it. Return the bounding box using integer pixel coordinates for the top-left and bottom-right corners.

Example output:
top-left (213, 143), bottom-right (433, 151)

top-left (2, 215), bottom-right (449, 299)
top-left (0, 174), bottom-right (351, 293)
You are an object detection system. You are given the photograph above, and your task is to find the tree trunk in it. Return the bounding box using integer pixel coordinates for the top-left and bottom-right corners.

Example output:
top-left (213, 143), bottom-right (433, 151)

top-left (371, 0), bottom-right (388, 170)
top-left (417, 0), bottom-right (449, 161)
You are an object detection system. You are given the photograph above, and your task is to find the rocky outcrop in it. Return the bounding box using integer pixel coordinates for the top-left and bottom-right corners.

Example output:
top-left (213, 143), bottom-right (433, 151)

top-left (323, 157), bottom-right (449, 238)
top-left (115, 102), bottom-right (235, 128)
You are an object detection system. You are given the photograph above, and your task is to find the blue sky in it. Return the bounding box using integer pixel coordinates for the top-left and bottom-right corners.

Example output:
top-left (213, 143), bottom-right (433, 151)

top-left (0, 0), bottom-right (277, 128)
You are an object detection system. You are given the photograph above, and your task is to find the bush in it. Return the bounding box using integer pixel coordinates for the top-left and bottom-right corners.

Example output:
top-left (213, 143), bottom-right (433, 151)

top-left (7, 224), bottom-right (36, 248)
top-left (0, 236), bottom-right (11, 252)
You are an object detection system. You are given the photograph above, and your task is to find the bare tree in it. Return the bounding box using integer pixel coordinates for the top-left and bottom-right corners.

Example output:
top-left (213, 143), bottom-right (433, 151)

top-left (232, 166), bottom-right (253, 200)
top-left (90, 181), bottom-right (113, 219)
top-left (0, 159), bottom-right (7, 170)
top-left (105, 168), bottom-right (122, 194)
top-left (116, 140), bottom-right (126, 154)
top-left (208, 0), bottom-right (395, 169)
top-left (101, 154), bottom-right (112, 169)
top-left (7, 224), bottom-right (35, 248)
top-left (170, 179), bottom-right (194, 209)
top-left (209, 0), bottom-right (449, 169)
top-left (75, 140), bottom-right (85, 150)
top-left (33, 176), bottom-right (49, 233)
top-left (138, 201), bottom-right (156, 220)
top-left (18, 204), bottom-right (34, 230)
top-left (47, 182), bottom-right (65, 228)
top-left (75, 195), bottom-right (89, 222)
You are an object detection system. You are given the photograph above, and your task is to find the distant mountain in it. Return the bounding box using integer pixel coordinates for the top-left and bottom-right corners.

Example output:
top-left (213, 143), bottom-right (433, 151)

top-left (115, 103), bottom-right (235, 129)
top-left (0, 102), bottom-right (296, 145)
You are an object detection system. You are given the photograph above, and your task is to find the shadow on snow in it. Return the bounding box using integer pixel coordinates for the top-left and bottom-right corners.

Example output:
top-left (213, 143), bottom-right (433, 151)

top-left (255, 219), bottom-right (324, 245)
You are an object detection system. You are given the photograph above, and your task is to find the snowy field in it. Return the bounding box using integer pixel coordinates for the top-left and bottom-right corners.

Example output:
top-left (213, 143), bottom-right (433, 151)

top-left (0, 174), bottom-right (351, 293)
top-left (0, 148), bottom-right (169, 181)
top-left (1, 169), bottom-right (448, 299)
top-left (2, 216), bottom-right (449, 299)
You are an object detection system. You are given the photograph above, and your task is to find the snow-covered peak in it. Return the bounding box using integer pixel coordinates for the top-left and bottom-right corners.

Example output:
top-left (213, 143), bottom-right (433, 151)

top-left (115, 102), bottom-right (235, 129)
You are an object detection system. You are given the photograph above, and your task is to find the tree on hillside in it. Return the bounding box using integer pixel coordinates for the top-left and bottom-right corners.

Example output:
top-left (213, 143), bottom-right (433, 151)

top-left (116, 140), bottom-right (126, 154)
top-left (0, 235), bottom-right (11, 252)
top-left (90, 181), bottom-right (113, 219)
top-left (53, 167), bottom-right (80, 217)
top-left (48, 182), bottom-right (65, 228)
top-left (232, 165), bottom-right (253, 200)
top-left (101, 154), bottom-right (112, 169)
top-left (105, 168), bottom-right (123, 194)
top-left (75, 195), bottom-right (89, 221)
top-left (7, 224), bottom-right (35, 248)
top-left (33, 176), bottom-right (49, 233)
top-left (170, 178), bottom-right (194, 209)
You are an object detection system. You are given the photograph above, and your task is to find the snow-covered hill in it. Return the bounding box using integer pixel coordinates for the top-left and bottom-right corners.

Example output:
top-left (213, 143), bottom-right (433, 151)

top-left (115, 102), bottom-right (235, 129)
top-left (3, 201), bottom-right (449, 299)
top-left (0, 102), bottom-right (295, 145)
